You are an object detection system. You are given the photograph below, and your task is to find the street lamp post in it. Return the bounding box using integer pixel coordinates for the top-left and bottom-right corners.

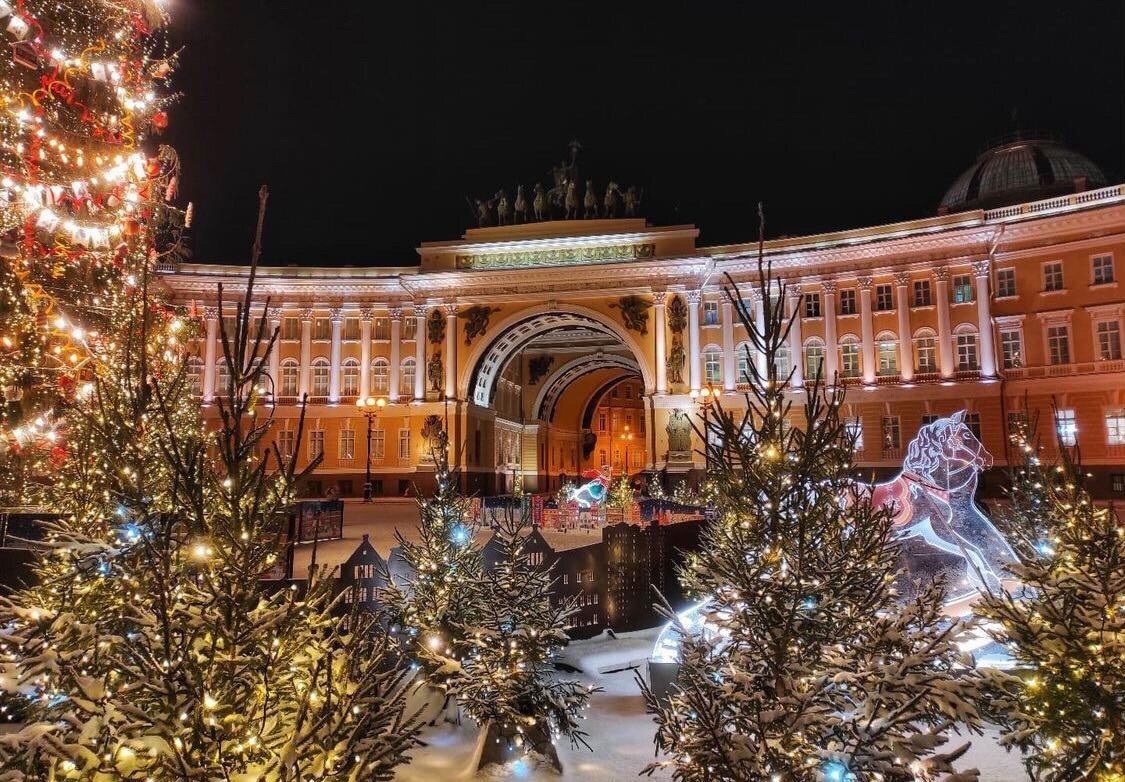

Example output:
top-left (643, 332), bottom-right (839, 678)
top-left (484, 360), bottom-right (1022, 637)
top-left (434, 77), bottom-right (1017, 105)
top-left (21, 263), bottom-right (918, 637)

top-left (619, 425), bottom-right (634, 481)
top-left (690, 385), bottom-right (715, 472)
top-left (355, 395), bottom-right (386, 502)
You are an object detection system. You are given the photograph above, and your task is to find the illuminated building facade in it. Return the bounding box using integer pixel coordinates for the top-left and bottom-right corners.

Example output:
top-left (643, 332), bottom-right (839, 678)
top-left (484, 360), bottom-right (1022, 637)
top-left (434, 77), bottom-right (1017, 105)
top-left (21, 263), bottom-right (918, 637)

top-left (162, 138), bottom-right (1125, 498)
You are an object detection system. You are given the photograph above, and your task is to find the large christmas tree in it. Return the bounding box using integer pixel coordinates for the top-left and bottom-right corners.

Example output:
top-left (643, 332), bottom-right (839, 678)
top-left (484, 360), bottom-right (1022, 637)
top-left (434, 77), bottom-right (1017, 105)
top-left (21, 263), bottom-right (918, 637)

top-left (641, 227), bottom-right (985, 781)
top-left (976, 413), bottom-right (1125, 781)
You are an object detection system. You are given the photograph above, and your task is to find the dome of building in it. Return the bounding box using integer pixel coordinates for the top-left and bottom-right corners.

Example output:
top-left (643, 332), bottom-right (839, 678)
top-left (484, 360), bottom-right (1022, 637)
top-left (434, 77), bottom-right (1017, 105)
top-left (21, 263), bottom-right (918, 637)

top-left (939, 134), bottom-right (1107, 214)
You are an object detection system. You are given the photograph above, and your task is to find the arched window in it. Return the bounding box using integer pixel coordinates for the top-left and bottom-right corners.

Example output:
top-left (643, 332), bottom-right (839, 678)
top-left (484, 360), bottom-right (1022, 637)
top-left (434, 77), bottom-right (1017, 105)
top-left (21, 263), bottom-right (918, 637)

top-left (803, 338), bottom-right (825, 380)
top-left (702, 346), bottom-right (722, 385)
top-left (311, 358), bottom-right (330, 397)
top-left (341, 358), bottom-right (360, 397)
top-left (736, 342), bottom-right (752, 386)
top-left (954, 324), bottom-right (979, 371)
top-left (876, 331), bottom-right (898, 376)
top-left (371, 358), bottom-right (390, 394)
top-left (773, 343), bottom-right (791, 378)
top-left (839, 335), bottom-right (861, 378)
top-left (215, 362), bottom-right (229, 397)
top-left (280, 359), bottom-right (299, 397)
top-left (400, 358), bottom-right (416, 396)
top-left (186, 357), bottom-right (203, 395)
top-left (913, 328), bottom-right (937, 373)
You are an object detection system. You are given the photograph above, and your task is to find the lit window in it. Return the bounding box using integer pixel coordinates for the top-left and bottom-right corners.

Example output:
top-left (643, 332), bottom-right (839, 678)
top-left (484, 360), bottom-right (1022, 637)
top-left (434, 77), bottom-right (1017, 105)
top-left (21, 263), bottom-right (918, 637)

top-left (280, 361), bottom-right (299, 396)
top-left (913, 280), bottom-right (932, 307)
top-left (313, 318), bottom-right (331, 340)
top-left (1106, 409), bottom-right (1125, 446)
top-left (216, 363), bottom-right (229, 397)
top-left (877, 339), bottom-right (898, 376)
top-left (965, 412), bottom-right (982, 439)
top-left (996, 268), bottom-right (1017, 298)
top-left (737, 346), bottom-right (751, 385)
top-left (281, 317), bottom-right (300, 340)
top-left (952, 275), bottom-right (973, 303)
top-left (399, 429), bottom-right (411, 461)
top-left (914, 334), bottom-right (936, 373)
top-left (341, 360), bottom-right (360, 397)
top-left (340, 429), bottom-right (356, 460)
top-left (1112, 474), bottom-right (1125, 493)
top-left (839, 289), bottom-right (857, 315)
top-left (1047, 325), bottom-right (1070, 365)
top-left (804, 293), bottom-right (821, 318)
top-left (840, 341), bottom-right (861, 378)
top-left (881, 416), bottom-right (901, 452)
top-left (373, 318), bottom-right (390, 340)
top-left (1043, 262), bottom-right (1064, 292)
top-left (371, 430), bottom-right (385, 460)
top-left (278, 430), bottom-right (295, 457)
top-left (343, 318), bottom-right (361, 340)
top-left (875, 284), bottom-right (893, 311)
top-left (401, 358), bottom-right (416, 396)
top-left (804, 343), bottom-right (825, 379)
top-left (703, 301), bottom-right (719, 326)
top-left (844, 417), bottom-right (863, 452)
top-left (1093, 254), bottom-right (1115, 285)
top-left (1056, 409), bottom-right (1077, 447)
top-left (1096, 321), bottom-right (1122, 360)
top-left (956, 333), bottom-right (979, 371)
top-left (1000, 330), bottom-right (1022, 369)
top-left (403, 317), bottom-right (417, 340)
top-left (371, 359), bottom-right (389, 394)
top-left (311, 360), bottom-right (330, 397)
top-left (186, 358), bottom-right (203, 395)
top-left (309, 430), bottom-right (325, 459)
top-left (598, 412), bottom-right (607, 432)
top-left (703, 349), bottom-right (722, 384)
top-left (773, 344), bottom-right (791, 377)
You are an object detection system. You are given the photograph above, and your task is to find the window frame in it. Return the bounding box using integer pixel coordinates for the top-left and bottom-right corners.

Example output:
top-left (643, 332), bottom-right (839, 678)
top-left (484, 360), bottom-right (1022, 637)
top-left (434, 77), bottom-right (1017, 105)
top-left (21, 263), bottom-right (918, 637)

top-left (1042, 261), bottom-right (1065, 293)
top-left (995, 268), bottom-right (1017, 298)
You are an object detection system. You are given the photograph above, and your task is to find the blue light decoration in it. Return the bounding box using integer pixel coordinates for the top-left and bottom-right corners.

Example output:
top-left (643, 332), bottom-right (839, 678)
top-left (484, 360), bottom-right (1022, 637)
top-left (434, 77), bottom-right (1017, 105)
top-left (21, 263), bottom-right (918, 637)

top-left (450, 524), bottom-right (470, 546)
top-left (567, 466), bottom-right (613, 509)
top-left (651, 411), bottom-right (1020, 669)
top-left (822, 760), bottom-right (854, 782)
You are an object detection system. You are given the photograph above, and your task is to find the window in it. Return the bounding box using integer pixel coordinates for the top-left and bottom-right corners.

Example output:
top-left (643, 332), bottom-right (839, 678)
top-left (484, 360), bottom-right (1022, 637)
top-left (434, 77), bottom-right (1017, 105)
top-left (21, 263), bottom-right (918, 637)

top-left (703, 301), bottom-right (719, 326)
top-left (881, 416), bottom-right (901, 452)
top-left (804, 292), bottom-right (821, 318)
top-left (398, 429), bottom-right (411, 461)
top-left (597, 412), bottom-right (607, 432)
top-left (341, 317), bottom-right (360, 341)
top-left (1092, 254), bottom-right (1115, 285)
top-left (1043, 262), bottom-right (1064, 292)
top-left (371, 358), bottom-right (389, 394)
top-left (737, 346), bottom-right (751, 385)
top-left (403, 317), bottom-right (417, 340)
top-left (186, 357), bottom-right (203, 394)
top-left (309, 430), bottom-right (325, 459)
top-left (373, 318), bottom-right (390, 340)
top-left (921, 414), bottom-right (940, 426)
top-left (528, 551), bottom-right (543, 566)
top-left (340, 429), bottom-right (356, 460)
top-left (1055, 409), bottom-right (1077, 447)
top-left (1047, 325), bottom-right (1070, 365)
top-left (598, 449), bottom-right (607, 466)
top-left (914, 332), bottom-right (937, 373)
top-left (1106, 409), bottom-right (1125, 446)
top-left (877, 338), bottom-right (898, 375)
top-left (1112, 474), bottom-right (1125, 493)
top-left (703, 348), bottom-right (722, 384)
top-left (875, 284), bottom-right (893, 311)
top-left (839, 289), bottom-right (857, 315)
top-left (401, 358), bottom-right (416, 396)
top-left (625, 413), bottom-right (633, 429)
top-left (1096, 321), bottom-right (1122, 360)
top-left (952, 275), bottom-right (973, 303)
top-left (996, 268), bottom-right (1017, 298)
top-left (311, 359), bottom-right (330, 397)
top-left (371, 429), bottom-right (385, 460)
top-left (1000, 330), bottom-right (1022, 369)
top-left (844, 417), bottom-right (864, 451)
top-left (215, 363), bottom-right (229, 397)
top-left (313, 317), bottom-right (331, 340)
top-left (341, 360), bottom-right (360, 397)
top-left (965, 412), bottom-right (982, 439)
top-left (804, 342), bottom-right (825, 379)
top-left (913, 279), bottom-right (932, 307)
top-left (624, 385), bottom-right (633, 400)
top-left (1006, 412), bottom-right (1029, 438)
top-left (840, 340), bottom-right (861, 378)
top-left (278, 430), bottom-right (295, 458)
top-left (956, 332), bottom-right (979, 371)
top-left (280, 361), bottom-right (299, 396)
top-left (774, 344), bottom-right (791, 377)
top-left (281, 317), bottom-right (300, 340)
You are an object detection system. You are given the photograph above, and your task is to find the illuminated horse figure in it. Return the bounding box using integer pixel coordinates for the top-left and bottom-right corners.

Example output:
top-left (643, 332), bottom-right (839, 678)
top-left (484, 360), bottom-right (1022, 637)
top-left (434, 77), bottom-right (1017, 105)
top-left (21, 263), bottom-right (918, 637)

top-left (870, 410), bottom-right (1017, 606)
top-left (569, 466), bottom-right (613, 509)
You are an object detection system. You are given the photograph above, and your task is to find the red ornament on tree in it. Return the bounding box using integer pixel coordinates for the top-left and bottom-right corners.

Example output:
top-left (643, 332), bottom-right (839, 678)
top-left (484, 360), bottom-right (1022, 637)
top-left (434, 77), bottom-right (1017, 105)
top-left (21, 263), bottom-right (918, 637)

top-left (122, 218), bottom-right (140, 236)
top-left (145, 158), bottom-right (162, 177)
top-left (151, 111), bottom-right (169, 130)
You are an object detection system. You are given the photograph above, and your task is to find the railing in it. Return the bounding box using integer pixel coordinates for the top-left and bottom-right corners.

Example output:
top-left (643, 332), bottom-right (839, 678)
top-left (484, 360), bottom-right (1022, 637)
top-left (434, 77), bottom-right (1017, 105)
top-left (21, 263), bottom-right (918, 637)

top-left (1002, 359), bottom-right (1125, 380)
top-left (953, 369), bottom-right (981, 382)
top-left (156, 260), bottom-right (177, 273)
top-left (984, 184), bottom-right (1125, 221)
top-left (875, 374), bottom-right (900, 385)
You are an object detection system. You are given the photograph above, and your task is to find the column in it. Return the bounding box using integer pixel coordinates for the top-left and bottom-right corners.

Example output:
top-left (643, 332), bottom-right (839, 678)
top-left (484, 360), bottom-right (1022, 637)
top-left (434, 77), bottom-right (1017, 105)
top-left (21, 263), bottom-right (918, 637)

top-left (358, 309), bottom-right (373, 398)
top-left (934, 267), bottom-right (954, 378)
top-left (686, 291), bottom-right (701, 392)
top-left (857, 276), bottom-right (876, 384)
top-left (389, 307), bottom-right (403, 402)
top-left (202, 307), bottom-right (218, 403)
top-left (973, 260), bottom-right (997, 377)
top-left (822, 281), bottom-right (839, 383)
top-left (893, 273), bottom-right (913, 382)
top-left (298, 308), bottom-right (313, 399)
top-left (444, 303), bottom-right (458, 400)
top-left (653, 292), bottom-right (668, 395)
top-left (414, 304), bottom-right (428, 401)
top-left (328, 308), bottom-right (343, 403)
top-left (786, 285), bottom-right (804, 389)
top-left (721, 298), bottom-right (736, 392)
top-left (268, 307), bottom-right (282, 402)
top-left (752, 289), bottom-right (767, 379)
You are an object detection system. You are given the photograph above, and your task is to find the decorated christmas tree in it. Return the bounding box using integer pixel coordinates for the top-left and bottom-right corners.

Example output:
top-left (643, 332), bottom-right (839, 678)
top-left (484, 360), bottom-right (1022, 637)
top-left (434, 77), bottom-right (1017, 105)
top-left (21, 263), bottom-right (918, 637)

top-left (605, 475), bottom-right (634, 509)
top-left (976, 411), bottom-right (1125, 781)
top-left (453, 507), bottom-right (596, 770)
top-left (641, 218), bottom-right (984, 781)
top-left (0, 0), bottom-right (188, 504)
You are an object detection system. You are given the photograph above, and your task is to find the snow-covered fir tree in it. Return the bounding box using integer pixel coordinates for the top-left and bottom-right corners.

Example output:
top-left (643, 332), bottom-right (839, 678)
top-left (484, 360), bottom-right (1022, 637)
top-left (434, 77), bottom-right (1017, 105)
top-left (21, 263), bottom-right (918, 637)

top-left (454, 507), bottom-right (597, 769)
top-left (606, 475), bottom-right (635, 509)
top-left (0, 270), bottom-right (422, 780)
top-left (976, 411), bottom-right (1125, 781)
top-left (640, 224), bottom-right (985, 782)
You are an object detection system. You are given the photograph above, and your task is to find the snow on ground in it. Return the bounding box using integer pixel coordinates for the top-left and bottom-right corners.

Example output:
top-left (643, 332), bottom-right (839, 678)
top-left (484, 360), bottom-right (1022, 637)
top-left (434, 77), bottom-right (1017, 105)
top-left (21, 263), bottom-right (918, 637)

top-left (395, 629), bottom-right (1025, 781)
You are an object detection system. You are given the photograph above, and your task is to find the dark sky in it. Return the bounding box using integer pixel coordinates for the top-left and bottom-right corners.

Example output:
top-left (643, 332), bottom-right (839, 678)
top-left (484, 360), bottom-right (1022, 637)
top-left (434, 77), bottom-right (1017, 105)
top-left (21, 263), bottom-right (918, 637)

top-left (164, 1), bottom-right (1125, 267)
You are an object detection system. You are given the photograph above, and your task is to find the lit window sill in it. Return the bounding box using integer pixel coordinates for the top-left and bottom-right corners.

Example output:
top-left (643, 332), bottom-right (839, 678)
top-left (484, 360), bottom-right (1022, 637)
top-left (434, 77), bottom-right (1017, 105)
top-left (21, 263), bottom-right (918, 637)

top-left (1090, 281), bottom-right (1119, 290)
top-left (993, 294), bottom-right (1019, 302)
top-left (802, 315), bottom-right (824, 322)
top-left (911, 304), bottom-right (936, 312)
top-left (950, 300), bottom-right (975, 307)
top-left (837, 312), bottom-right (859, 318)
top-left (1039, 288), bottom-right (1068, 296)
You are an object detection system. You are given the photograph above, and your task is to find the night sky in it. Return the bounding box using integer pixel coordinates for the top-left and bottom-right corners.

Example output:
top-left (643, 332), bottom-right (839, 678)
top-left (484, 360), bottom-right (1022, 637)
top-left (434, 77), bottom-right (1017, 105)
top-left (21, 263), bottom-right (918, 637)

top-left (164, 1), bottom-right (1125, 267)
